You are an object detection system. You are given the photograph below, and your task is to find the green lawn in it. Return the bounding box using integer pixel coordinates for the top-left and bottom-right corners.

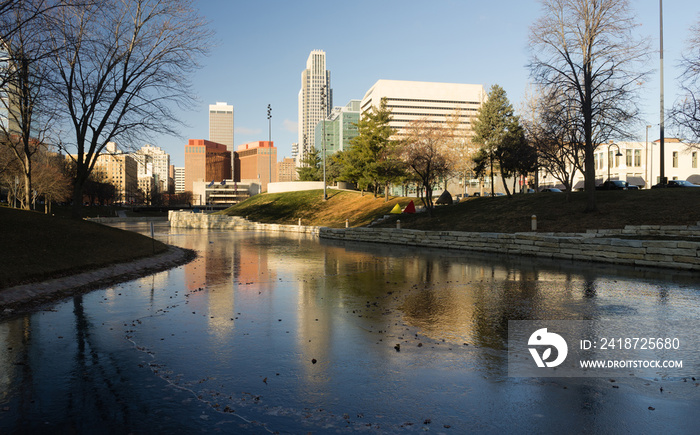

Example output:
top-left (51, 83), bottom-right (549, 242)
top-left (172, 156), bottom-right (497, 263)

top-left (219, 187), bottom-right (700, 234)
top-left (217, 189), bottom-right (413, 228)
top-left (0, 206), bottom-right (168, 289)
top-left (374, 188), bottom-right (700, 233)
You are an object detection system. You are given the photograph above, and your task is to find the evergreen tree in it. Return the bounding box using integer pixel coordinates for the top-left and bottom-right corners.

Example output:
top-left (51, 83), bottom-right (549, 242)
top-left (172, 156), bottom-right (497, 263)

top-left (472, 85), bottom-right (531, 197)
top-left (345, 98), bottom-right (404, 198)
top-left (297, 147), bottom-right (321, 181)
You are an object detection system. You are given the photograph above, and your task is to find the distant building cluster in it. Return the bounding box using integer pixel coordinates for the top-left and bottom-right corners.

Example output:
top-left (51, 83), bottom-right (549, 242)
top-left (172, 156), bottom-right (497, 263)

top-left (96, 49), bottom-right (697, 206)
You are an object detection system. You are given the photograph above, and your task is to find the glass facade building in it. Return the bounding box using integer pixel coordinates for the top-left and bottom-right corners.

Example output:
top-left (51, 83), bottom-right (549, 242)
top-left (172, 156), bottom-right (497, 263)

top-left (314, 100), bottom-right (360, 159)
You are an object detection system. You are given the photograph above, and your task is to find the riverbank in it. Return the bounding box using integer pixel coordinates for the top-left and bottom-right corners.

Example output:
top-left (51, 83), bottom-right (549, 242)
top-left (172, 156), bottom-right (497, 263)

top-left (219, 188), bottom-right (700, 233)
top-left (0, 244), bottom-right (196, 317)
top-left (170, 211), bottom-right (700, 271)
top-left (0, 207), bottom-right (172, 289)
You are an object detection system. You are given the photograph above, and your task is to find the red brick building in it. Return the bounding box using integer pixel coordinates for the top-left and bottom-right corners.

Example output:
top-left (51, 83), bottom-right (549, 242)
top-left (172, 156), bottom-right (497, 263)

top-left (184, 139), bottom-right (232, 193)
top-left (237, 141), bottom-right (277, 192)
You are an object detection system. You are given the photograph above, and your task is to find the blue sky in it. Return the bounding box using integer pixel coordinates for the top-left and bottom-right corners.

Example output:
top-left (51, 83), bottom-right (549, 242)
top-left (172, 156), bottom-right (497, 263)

top-left (157, 0), bottom-right (700, 167)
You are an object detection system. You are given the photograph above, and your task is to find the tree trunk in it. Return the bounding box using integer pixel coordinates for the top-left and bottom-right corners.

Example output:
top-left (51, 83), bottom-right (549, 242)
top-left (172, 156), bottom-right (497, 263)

top-left (72, 179), bottom-right (85, 218)
top-left (583, 68), bottom-right (597, 212)
top-left (489, 153), bottom-right (495, 196)
top-left (501, 171), bottom-right (511, 197)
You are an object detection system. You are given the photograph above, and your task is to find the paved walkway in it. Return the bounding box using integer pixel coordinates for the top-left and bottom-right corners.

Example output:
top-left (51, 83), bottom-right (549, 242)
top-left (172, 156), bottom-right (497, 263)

top-left (0, 245), bottom-right (196, 316)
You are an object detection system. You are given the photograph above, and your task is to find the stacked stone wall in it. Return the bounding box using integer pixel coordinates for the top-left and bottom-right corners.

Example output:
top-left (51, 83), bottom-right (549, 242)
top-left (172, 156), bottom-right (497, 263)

top-left (168, 212), bottom-right (700, 271)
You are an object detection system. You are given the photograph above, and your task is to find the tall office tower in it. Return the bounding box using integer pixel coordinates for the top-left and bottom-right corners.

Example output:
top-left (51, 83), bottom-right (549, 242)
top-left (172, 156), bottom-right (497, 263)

top-left (209, 101), bottom-right (234, 148)
top-left (298, 50), bottom-right (332, 166)
top-left (132, 144), bottom-right (171, 193)
top-left (174, 167), bottom-right (185, 193)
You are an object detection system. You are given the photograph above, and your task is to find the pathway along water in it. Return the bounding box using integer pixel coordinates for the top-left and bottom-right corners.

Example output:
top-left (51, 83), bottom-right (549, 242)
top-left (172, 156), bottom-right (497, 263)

top-left (1, 222), bottom-right (699, 433)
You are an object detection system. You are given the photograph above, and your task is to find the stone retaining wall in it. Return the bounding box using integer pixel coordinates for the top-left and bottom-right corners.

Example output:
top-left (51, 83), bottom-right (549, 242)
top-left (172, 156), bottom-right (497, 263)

top-left (88, 216), bottom-right (168, 223)
top-left (168, 211), bottom-right (321, 235)
top-left (168, 211), bottom-right (700, 271)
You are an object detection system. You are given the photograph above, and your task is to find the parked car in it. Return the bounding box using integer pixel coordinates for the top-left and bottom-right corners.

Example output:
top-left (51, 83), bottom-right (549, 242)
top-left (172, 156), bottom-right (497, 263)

top-left (540, 187), bottom-right (563, 193)
top-left (651, 180), bottom-right (700, 188)
top-left (596, 180), bottom-right (628, 190)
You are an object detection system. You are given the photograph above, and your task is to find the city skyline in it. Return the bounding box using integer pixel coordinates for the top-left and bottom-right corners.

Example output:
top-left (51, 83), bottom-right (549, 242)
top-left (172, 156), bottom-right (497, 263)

top-left (148, 1), bottom-right (699, 168)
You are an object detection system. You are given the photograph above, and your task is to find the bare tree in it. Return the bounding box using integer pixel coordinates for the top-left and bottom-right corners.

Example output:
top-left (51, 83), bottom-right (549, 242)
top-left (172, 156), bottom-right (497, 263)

top-left (522, 85), bottom-right (585, 198)
top-left (32, 148), bottom-right (71, 212)
top-left (529, 0), bottom-right (650, 212)
top-left (400, 118), bottom-right (452, 214)
top-left (443, 108), bottom-right (477, 195)
top-left (47, 0), bottom-right (211, 217)
top-left (0, 0), bottom-right (60, 209)
top-left (672, 19), bottom-right (700, 145)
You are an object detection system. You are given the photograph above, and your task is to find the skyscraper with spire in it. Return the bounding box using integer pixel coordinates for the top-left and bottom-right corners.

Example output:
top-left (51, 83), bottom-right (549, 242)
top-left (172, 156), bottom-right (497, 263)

top-left (298, 50), bottom-right (332, 166)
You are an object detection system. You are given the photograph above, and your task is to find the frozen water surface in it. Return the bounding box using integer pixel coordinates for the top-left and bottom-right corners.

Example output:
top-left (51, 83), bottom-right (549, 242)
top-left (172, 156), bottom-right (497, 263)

top-left (1, 222), bottom-right (699, 433)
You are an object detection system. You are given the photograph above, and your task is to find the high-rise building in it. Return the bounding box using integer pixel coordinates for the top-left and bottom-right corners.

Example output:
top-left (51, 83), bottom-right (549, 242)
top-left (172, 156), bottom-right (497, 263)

top-left (237, 141), bottom-right (277, 192)
top-left (360, 80), bottom-right (485, 139)
top-left (209, 102), bottom-right (234, 173)
top-left (298, 50), bottom-right (332, 166)
top-left (184, 139), bottom-right (232, 194)
top-left (314, 100), bottom-right (360, 159)
top-left (174, 166), bottom-right (185, 193)
top-left (277, 157), bottom-right (297, 182)
top-left (132, 144), bottom-right (170, 193)
top-left (86, 142), bottom-right (138, 204)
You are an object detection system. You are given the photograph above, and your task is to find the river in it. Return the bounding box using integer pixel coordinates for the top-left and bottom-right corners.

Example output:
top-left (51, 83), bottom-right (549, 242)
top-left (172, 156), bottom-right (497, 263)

top-left (1, 222), bottom-right (699, 433)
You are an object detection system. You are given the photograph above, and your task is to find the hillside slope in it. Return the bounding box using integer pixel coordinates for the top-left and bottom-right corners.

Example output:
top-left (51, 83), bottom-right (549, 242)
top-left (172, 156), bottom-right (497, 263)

top-left (217, 189), bottom-right (412, 227)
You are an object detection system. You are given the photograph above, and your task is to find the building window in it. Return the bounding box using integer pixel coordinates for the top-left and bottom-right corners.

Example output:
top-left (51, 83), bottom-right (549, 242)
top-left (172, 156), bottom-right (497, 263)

top-left (626, 149), bottom-right (632, 166)
top-left (693, 152), bottom-right (697, 168)
top-left (634, 149), bottom-right (641, 167)
top-left (672, 151), bottom-right (678, 168)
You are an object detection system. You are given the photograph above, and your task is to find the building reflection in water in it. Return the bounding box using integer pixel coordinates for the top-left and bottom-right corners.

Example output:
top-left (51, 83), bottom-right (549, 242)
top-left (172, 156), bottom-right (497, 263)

top-left (2, 225), bottom-right (699, 432)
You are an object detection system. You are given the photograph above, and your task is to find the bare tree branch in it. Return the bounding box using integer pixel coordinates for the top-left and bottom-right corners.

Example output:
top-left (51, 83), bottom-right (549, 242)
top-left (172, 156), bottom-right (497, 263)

top-left (529, 0), bottom-right (651, 211)
top-left (46, 0), bottom-right (212, 217)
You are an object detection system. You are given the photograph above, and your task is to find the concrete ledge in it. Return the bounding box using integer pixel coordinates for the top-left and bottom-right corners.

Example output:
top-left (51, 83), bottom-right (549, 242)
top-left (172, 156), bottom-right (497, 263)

top-left (168, 211), bottom-right (700, 271)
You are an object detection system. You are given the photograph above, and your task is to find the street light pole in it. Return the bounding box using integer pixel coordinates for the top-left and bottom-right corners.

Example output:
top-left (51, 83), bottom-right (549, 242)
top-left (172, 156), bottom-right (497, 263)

top-left (645, 124), bottom-right (651, 188)
top-left (267, 104), bottom-right (272, 191)
top-left (607, 142), bottom-right (623, 183)
top-left (659, 0), bottom-right (666, 185)
top-left (321, 85), bottom-right (327, 201)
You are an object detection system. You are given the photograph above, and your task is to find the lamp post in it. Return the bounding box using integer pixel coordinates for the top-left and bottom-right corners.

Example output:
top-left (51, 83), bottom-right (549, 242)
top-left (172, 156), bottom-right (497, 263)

top-left (320, 85), bottom-right (327, 201)
top-left (645, 124), bottom-right (652, 188)
top-left (607, 142), bottom-right (623, 183)
top-left (267, 104), bottom-right (272, 191)
top-left (659, 0), bottom-right (666, 185)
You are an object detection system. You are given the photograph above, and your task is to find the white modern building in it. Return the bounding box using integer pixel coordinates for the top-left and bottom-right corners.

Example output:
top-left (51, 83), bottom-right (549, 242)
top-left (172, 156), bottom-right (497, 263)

top-left (298, 50), bottom-right (332, 166)
top-left (209, 101), bottom-right (234, 175)
top-left (132, 144), bottom-right (171, 193)
top-left (540, 139), bottom-right (700, 189)
top-left (209, 102), bottom-right (234, 148)
top-left (174, 166), bottom-right (185, 193)
top-left (360, 79), bottom-right (486, 139)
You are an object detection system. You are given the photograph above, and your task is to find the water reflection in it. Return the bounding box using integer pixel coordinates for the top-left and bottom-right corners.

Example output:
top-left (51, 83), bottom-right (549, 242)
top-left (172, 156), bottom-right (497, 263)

top-left (1, 224), bottom-right (699, 433)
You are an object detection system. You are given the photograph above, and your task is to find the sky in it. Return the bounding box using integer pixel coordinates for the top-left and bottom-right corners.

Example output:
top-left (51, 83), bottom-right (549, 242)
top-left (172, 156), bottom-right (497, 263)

top-left (154, 0), bottom-right (700, 168)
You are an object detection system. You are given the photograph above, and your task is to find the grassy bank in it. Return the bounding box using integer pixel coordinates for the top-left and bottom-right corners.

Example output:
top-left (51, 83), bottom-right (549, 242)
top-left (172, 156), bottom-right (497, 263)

top-left (218, 188), bottom-right (700, 234)
top-left (217, 189), bottom-right (413, 227)
top-left (375, 188), bottom-right (700, 233)
top-left (0, 207), bottom-right (168, 289)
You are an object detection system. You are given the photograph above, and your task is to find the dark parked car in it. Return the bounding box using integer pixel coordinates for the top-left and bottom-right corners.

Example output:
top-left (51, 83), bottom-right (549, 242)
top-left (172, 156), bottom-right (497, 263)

top-left (540, 187), bottom-right (563, 193)
top-left (596, 180), bottom-right (628, 190)
top-left (651, 180), bottom-right (700, 188)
